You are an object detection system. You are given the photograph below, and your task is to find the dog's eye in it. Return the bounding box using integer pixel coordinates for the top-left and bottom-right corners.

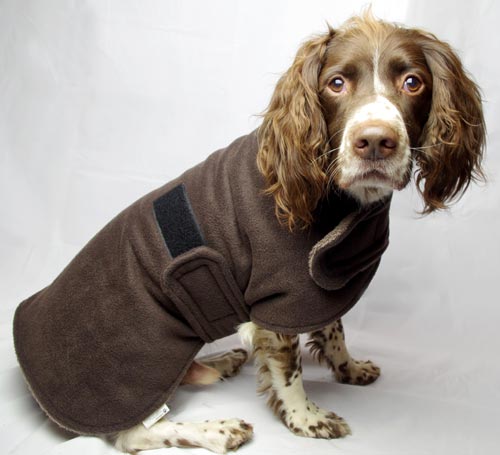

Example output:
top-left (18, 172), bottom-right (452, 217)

top-left (329, 77), bottom-right (346, 93)
top-left (403, 75), bottom-right (423, 93)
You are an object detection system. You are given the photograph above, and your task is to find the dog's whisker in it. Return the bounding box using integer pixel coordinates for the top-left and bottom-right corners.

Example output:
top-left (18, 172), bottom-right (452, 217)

top-left (325, 155), bottom-right (341, 177)
top-left (326, 128), bottom-right (345, 144)
top-left (410, 143), bottom-right (445, 152)
top-left (314, 146), bottom-right (342, 162)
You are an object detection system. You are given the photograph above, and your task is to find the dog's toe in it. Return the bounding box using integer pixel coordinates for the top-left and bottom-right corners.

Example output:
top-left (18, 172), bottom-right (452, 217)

top-left (283, 402), bottom-right (351, 439)
top-left (204, 418), bottom-right (253, 453)
top-left (335, 359), bottom-right (381, 385)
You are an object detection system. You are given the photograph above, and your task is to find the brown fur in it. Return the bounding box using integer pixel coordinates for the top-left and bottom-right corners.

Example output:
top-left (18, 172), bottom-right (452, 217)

top-left (412, 31), bottom-right (486, 213)
top-left (257, 28), bottom-right (336, 230)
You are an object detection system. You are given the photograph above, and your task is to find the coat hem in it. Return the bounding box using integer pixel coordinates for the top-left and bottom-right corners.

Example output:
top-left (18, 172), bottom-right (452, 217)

top-left (14, 300), bottom-right (205, 435)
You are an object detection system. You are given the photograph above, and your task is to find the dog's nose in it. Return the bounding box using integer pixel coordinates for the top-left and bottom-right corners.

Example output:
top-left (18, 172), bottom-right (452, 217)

top-left (352, 124), bottom-right (398, 160)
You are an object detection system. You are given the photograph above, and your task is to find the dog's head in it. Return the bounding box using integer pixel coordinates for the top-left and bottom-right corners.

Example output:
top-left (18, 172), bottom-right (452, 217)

top-left (257, 13), bottom-right (485, 229)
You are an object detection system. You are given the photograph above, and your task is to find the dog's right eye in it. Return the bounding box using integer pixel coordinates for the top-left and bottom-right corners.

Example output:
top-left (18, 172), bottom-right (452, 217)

top-left (329, 77), bottom-right (346, 93)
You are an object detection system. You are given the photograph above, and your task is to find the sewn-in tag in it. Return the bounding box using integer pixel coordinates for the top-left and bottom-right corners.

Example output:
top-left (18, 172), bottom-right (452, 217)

top-left (142, 403), bottom-right (170, 429)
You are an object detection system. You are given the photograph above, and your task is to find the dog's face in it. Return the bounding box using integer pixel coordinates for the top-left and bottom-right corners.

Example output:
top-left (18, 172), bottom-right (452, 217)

top-left (319, 26), bottom-right (433, 202)
top-left (258, 14), bottom-right (485, 229)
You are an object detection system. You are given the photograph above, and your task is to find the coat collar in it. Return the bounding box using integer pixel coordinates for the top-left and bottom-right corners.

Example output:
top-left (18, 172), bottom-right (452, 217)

top-left (309, 195), bottom-right (391, 290)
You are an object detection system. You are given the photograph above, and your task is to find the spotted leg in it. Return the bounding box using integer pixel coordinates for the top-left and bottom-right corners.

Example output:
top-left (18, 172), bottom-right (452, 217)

top-left (307, 319), bottom-right (380, 385)
top-left (242, 323), bottom-right (350, 439)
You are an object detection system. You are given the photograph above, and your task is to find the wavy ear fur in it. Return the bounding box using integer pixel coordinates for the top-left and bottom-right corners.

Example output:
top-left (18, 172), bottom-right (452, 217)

top-left (257, 28), bottom-right (335, 230)
top-left (415, 32), bottom-right (486, 213)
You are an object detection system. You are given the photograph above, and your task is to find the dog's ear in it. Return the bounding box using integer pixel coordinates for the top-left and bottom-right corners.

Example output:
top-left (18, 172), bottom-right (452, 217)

top-left (257, 28), bottom-right (335, 230)
top-left (415, 32), bottom-right (486, 213)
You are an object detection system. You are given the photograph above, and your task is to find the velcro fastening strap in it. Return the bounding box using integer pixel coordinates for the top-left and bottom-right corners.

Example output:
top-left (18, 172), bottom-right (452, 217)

top-left (153, 184), bottom-right (205, 258)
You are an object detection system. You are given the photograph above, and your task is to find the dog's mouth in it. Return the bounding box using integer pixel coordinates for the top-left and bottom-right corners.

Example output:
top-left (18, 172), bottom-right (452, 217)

top-left (336, 150), bottom-right (413, 192)
top-left (339, 165), bottom-right (402, 190)
top-left (359, 169), bottom-right (391, 182)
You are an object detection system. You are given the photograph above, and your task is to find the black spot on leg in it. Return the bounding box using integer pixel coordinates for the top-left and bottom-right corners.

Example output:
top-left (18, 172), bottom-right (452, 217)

top-left (177, 438), bottom-right (197, 448)
top-left (284, 354), bottom-right (300, 386)
top-left (279, 408), bottom-right (287, 424)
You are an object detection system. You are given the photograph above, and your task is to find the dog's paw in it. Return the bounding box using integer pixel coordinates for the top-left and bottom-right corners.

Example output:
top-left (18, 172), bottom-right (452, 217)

top-left (335, 359), bottom-right (380, 385)
top-left (202, 418), bottom-right (253, 454)
top-left (283, 402), bottom-right (351, 439)
top-left (199, 349), bottom-right (249, 379)
top-left (220, 349), bottom-right (249, 378)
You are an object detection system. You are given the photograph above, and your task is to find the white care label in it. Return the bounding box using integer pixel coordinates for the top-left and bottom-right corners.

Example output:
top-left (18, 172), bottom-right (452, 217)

top-left (142, 403), bottom-right (170, 429)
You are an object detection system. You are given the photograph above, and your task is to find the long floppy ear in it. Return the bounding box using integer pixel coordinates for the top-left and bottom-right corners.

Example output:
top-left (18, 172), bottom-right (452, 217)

top-left (257, 28), bottom-right (335, 230)
top-left (415, 32), bottom-right (486, 213)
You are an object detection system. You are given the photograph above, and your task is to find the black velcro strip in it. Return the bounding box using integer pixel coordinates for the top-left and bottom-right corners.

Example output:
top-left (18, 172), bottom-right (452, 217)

top-left (153, 184), bottom-right (205, 258)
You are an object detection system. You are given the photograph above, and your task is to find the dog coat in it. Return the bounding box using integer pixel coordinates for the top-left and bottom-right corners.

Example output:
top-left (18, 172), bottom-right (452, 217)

top-left (13, 130), bottom-right (391, 435)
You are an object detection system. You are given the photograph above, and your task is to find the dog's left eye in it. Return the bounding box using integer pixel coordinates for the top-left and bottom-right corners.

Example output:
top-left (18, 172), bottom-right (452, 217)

top-left (403, 75), bottom-right (423, 93)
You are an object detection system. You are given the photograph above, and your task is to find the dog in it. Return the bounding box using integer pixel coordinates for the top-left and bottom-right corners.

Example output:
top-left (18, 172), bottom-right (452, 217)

top-left (14, 12), bottom-right (485, 454)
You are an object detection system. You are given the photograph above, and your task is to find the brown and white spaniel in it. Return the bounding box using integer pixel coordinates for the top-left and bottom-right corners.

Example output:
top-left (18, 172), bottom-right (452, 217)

top-left (114, 12), bottom-right (485, 453)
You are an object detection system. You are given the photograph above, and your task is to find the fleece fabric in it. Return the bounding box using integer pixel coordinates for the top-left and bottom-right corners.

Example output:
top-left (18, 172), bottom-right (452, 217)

top-left (13, 130), bottom-right (391, 435)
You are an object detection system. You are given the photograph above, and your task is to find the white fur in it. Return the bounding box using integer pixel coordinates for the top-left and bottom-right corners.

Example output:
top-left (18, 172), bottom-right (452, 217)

top-left (373, 48), bottom-right (387, 95)
top-left (237, 322), bottom-right (258, 349)
top-left (337, 95), bottom-right (411, 203)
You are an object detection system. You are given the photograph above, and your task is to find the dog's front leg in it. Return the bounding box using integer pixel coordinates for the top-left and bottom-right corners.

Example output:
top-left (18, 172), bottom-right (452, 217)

top-left (245, 323), bottom-right (350, 438)
top-left (308, 319), bottom-right (380, 385)
top-left (113, 418), bottom-right (253, 454)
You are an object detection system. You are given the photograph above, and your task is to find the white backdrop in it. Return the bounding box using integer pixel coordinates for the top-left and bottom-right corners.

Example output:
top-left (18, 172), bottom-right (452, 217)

top-left (1, 1), bottom-right (499, 454)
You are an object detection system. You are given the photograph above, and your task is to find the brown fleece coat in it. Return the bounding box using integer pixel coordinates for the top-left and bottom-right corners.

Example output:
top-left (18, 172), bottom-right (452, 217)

top-left (13, 130), bottom-right (390, 435)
